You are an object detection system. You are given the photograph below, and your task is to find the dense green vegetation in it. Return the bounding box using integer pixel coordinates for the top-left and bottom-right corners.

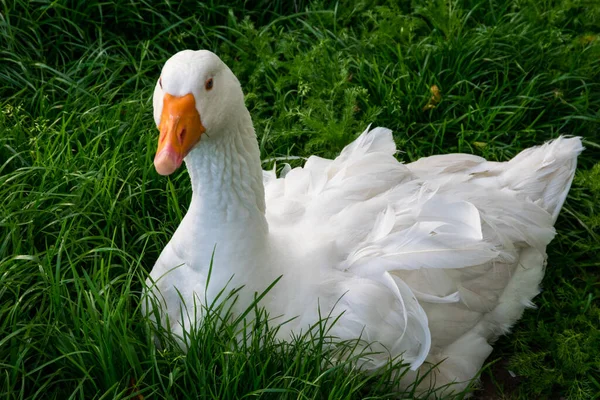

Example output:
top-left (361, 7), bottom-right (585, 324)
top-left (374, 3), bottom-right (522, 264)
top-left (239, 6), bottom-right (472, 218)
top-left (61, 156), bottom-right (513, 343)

top-left (1, 0), bottom-right (598, 398)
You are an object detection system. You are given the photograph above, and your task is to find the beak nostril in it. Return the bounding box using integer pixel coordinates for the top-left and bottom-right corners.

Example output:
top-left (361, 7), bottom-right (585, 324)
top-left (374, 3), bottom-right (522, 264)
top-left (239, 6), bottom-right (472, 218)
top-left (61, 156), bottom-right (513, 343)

top-left (178, 128), bottom-right (186, 145)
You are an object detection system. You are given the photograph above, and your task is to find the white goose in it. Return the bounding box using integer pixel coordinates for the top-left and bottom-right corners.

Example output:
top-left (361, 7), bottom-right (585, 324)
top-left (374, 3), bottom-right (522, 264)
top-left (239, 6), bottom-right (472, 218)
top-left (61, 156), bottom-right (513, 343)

top-left (145, 50), bottom-right (583, 391)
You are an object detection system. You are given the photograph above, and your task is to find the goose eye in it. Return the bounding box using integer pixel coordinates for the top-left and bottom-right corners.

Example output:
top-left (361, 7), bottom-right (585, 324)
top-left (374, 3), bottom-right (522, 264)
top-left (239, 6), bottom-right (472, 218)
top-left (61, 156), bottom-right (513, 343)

top-left (205, 78), bottom-right (214, 91)
top-left (159, 78), bottom-right (162, 89)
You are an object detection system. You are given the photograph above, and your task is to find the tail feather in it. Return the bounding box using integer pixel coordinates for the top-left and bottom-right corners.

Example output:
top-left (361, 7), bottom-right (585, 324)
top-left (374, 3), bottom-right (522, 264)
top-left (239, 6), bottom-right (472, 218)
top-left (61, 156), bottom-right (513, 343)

top-left (501, 136), bottom-right (583, 221)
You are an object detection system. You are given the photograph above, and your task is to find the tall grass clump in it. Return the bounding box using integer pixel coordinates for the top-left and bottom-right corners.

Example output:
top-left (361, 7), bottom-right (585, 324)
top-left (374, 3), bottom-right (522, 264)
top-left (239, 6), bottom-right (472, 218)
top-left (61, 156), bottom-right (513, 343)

top-left (1, 0), bottom-right (599, 398)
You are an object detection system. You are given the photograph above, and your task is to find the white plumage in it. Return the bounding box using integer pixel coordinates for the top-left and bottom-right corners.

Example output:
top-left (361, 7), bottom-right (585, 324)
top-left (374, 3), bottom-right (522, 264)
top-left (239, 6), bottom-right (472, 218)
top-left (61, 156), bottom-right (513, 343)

top-left (144, 50), bottom-right (583, 392)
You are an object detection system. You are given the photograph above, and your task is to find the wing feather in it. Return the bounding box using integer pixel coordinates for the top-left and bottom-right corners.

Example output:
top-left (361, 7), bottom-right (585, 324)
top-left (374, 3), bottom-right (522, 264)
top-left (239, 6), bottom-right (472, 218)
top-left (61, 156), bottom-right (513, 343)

top-left (263, 129), bottom-right (581, 376)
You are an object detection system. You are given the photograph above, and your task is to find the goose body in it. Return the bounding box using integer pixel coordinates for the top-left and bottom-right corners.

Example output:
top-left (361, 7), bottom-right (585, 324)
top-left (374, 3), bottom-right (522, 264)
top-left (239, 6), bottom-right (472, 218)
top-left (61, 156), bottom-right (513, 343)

top-left (145, 50), bottom-right (583, 391)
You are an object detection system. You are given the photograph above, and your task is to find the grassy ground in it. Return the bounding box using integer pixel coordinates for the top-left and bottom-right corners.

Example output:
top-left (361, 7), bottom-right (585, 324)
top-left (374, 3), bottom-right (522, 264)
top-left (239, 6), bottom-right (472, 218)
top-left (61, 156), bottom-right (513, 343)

top-left (1, 0), bottom-right (599, 398)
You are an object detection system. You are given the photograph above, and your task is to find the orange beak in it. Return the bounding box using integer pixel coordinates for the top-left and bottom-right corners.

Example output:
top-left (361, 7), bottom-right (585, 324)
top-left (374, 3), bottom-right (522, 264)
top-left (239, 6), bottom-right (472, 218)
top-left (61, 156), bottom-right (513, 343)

top-left (154, 93), bottom-right (205, 176)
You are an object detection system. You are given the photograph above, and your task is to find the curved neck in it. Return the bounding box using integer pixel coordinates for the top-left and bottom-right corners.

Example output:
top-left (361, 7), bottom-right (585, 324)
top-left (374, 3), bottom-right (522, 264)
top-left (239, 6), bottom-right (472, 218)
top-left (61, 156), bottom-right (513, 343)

top-left (183, 110), bottom-right (267, 234)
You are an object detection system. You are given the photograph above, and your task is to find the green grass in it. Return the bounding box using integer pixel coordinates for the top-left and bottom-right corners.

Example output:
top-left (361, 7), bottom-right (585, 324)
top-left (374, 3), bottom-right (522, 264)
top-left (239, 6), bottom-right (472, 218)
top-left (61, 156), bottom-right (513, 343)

top-left (1, 0), bottom-right (599, 398)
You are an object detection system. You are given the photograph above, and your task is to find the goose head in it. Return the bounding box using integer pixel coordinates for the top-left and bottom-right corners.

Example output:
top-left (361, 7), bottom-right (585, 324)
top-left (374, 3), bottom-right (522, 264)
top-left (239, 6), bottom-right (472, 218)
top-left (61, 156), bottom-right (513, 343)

top-left (152, 50), bottom-right (245, 176)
